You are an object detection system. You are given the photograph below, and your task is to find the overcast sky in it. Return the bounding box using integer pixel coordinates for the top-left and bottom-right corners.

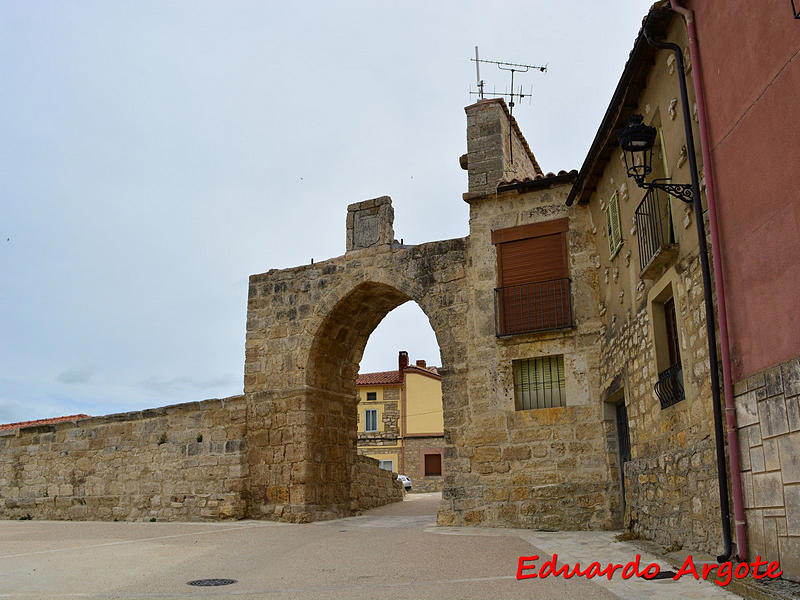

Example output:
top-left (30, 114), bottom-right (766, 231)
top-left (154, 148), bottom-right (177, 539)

top-left (0, 0), bottom-right (653, 422)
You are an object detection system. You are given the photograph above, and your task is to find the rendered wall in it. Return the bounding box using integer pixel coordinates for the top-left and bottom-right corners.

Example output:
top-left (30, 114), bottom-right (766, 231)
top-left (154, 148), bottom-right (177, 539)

top-left (405, 371), bottom-right (443, 435)
top-left (685, 0), bottom-right (800, 380)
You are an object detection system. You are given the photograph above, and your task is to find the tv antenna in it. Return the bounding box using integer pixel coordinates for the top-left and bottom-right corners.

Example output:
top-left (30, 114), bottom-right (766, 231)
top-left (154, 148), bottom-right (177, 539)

top-left (471, 47), bottom-right (546, 116)
top-left (470, 46), bottom-right (547, 162)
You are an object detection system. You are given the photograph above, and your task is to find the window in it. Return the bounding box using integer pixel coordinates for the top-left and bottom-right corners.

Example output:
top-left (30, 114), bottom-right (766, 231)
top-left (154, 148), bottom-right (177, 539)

top-left (492, 218), bottom-right (572, 336)
top-left (366, 391), bottom-right (377, 402)
top-left (424, 453), bottom-right (442, 476)
top-left (364, 409), bottom-right (378, 432)
top-left (606, 191), bottom-right (622, 258)
top-left (379, 460), bottom-right (394, 471)
top-left (652, 286), bottom-right (684, 409)
top-left (513, 355), bottom-right (566, 410)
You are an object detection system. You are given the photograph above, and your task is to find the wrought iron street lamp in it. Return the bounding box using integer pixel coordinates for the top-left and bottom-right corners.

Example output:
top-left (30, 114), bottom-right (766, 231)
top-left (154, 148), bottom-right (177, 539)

top-left (618, 114), bottom-right (694, 203)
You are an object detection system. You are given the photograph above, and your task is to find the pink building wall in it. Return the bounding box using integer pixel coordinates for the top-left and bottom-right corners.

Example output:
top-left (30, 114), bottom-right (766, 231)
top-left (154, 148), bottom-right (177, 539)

top-left (687, 0), bottom-right (800, 380)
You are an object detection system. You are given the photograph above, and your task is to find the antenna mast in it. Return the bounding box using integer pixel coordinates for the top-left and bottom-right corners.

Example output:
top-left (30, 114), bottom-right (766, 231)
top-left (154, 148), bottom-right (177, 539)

top-left (469, 47), bottom-right (547, 162)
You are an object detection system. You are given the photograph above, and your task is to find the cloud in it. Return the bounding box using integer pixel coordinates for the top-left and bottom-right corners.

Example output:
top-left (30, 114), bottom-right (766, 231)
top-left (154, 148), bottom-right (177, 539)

top-left (137, 374), bottom-right (238, 396)
top-left (56, 366), bottom-right (94, 385)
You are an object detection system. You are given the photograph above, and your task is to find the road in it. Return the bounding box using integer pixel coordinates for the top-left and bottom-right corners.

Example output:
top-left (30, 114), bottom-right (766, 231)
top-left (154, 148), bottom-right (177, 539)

top-left (0, 492), bottom-right (740, 599)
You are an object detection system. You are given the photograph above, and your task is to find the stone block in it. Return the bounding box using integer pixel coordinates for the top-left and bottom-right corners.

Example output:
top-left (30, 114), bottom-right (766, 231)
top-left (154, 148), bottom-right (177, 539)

top-left (735, 390), bottom-right (759, 427)
top-left (765, 368), bottom-right (784, 397)
top-left (787, 397), bottom-right (800, 432)
top-left (778, 432), bottom-right (800, 484)
top-left (753, 472), bottom-right (784, 508)
top-left (763, 438), bottom-right (781, 472)
top-left (778, 536), bottom-right (800, 580)
top-left (785, 485), bottom-right (800, 536)
top-left (758, 396), bottom-right (789, 439)
top-left (783, 358), bottom-right (800, 397)
top-left (750, 446), bottom-right (766, 473)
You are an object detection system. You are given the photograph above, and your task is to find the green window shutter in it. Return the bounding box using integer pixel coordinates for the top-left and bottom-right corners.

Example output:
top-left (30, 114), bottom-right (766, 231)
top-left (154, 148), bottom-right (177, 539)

top-left (606, 192), bottom-right (622, 258)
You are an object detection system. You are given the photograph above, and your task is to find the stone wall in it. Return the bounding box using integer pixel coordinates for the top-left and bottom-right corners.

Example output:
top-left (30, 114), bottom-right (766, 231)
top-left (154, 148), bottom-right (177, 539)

top-left (403, 436), bottom-right (444, 493)
top-left (350, 455), bottom-right (404, 510)
top-left (735, 357), bottom-right (800, 579)
top-left (596, 252), bottom-right (723, 555)
top-left (624, 437), bottom-right (720, 551)
top-left (437, 123), bottom-right (619, 530)
top-left (0, 396), bottom-right (247, 521)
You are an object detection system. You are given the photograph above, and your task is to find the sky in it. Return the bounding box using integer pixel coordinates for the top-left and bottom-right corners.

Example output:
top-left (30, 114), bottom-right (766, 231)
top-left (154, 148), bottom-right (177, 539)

top-left (0, 0), bottom-right (654, 423)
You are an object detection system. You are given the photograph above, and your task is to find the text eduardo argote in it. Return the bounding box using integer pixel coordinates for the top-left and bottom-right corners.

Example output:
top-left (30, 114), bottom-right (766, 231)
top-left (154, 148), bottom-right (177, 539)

top-left (517, 553), bottom-right (782, 587)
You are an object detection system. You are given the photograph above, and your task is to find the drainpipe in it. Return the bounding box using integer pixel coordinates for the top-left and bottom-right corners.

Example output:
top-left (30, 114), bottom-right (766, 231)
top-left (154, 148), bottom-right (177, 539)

top-left (668, 0), bottom-right (748, 563)
top-left (641, 23), bottom-right (733, 563)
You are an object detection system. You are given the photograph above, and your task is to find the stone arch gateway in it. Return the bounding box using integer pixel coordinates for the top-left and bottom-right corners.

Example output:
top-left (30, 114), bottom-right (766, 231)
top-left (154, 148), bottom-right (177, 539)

top-left (243, 196), bottom-right (468, 522)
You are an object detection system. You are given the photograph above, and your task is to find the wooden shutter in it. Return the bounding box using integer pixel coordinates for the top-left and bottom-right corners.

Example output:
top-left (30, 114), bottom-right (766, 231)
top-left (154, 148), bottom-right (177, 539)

top-left (493, 219), bottom-right (570, 334)
top-left (424, 454), bottom-right (442, 476)
top-left (606, 192), bottom-right (622, 257)
top-left (497, 233), bottom-right (567, 287)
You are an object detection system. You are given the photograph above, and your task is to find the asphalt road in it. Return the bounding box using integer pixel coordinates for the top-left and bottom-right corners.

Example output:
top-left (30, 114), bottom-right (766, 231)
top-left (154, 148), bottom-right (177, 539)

top-left (0, 493), bottom-right (739, 599)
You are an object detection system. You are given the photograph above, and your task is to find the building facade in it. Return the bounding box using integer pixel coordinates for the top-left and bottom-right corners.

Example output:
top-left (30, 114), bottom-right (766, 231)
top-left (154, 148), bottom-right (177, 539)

top-left (356, 351), bottom-right (444, 492)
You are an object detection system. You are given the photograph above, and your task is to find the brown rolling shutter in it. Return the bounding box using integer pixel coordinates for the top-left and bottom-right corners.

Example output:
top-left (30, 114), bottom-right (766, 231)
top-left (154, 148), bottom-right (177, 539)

top-left (497, 233), bottom-right (567, 287)
top-left (493, 218), bottom-right (571, 334)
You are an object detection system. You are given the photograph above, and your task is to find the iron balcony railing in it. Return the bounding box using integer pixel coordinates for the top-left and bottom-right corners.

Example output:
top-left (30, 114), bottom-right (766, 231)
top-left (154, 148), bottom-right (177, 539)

top-left (495, 278), bottom-right (573, 337)
top-left (655, 362), bottom-right (685, 409)
top-left (635, 187), bottom-right (674, 272)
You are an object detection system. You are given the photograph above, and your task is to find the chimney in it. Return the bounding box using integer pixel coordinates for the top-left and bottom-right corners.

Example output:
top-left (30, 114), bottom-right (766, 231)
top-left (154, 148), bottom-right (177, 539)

top-left (415, 359), bottom-right (426, 369)
top-left (398, 351), bottom-right (409, 372)
top-left (462, 98), bottom-right (542, 194)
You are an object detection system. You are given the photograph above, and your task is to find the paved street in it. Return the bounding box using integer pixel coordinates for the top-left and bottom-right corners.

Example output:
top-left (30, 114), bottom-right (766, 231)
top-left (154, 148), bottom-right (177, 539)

top-left (0, 493), bottom-right (740, 599)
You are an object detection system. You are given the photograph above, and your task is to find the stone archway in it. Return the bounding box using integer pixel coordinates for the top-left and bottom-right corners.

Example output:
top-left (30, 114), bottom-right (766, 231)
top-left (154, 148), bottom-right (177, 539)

top-left (243, 198), bottom-right (468, 522)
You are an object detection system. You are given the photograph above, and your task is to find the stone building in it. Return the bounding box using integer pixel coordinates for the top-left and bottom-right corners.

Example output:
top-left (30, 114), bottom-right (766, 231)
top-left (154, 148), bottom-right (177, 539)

top-left (356, 351), bottom-right (444, 492)
top-left (2, 0), bottom-right (799, 580)
top-left (566, 5), bottom-right (723, 555)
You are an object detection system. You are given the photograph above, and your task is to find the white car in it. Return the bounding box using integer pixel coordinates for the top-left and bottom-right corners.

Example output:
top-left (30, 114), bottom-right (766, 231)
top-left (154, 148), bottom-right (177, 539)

top-left (397, 474), bottom-right (412, 490)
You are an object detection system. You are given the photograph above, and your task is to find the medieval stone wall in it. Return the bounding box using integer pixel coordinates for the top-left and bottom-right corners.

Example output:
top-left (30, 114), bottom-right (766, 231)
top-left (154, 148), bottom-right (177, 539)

top-left (0, 396), bottom-right (247, 521)
top-left (735, 358), bottom-right (800, 578)
top-left (350, 455), bottom-right (404, 510)
top-left (243, 217), bottom-right (469, 523)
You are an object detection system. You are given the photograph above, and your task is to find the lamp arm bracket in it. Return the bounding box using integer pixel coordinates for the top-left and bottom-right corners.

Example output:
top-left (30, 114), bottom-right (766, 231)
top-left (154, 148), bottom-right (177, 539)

top-left (638, 179), bottom-right (694, 203)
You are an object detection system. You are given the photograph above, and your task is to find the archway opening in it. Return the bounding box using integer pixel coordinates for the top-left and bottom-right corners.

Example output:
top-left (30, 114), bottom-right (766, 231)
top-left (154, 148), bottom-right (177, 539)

top-left (357, 302), bottom-right (444, 494)
top-left (304, 281), bottom-right (445, 516)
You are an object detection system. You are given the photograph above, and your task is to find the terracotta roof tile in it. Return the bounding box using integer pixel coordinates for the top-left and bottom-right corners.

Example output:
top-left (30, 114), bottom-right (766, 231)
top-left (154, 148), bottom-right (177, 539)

top-left (499, 169), bottom-right (578, 186)
top-left (356, 371), bottom-right (402, 385)
top-left (0, 414), bottom-right (91, 432)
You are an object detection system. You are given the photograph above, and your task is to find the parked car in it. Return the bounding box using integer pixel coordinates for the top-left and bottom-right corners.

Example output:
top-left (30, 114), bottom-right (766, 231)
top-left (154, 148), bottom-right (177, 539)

top-left (397, 474), bottom-right (412, 491)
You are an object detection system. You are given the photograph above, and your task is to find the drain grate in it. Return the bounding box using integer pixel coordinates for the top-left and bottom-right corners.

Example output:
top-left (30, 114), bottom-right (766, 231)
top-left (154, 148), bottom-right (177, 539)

top-left (187, 579), bottom-right (237, 587)
top-left (642, 570), bottom-right (677, 580)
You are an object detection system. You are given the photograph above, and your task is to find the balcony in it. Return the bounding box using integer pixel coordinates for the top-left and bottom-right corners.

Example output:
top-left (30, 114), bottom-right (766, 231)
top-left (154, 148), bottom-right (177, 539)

top-left (495, 278), bottom-right (572, 337)
top-left (655, 362), bottom-right (685, 409)
top-left (635, 187), bottom-right (678, 278)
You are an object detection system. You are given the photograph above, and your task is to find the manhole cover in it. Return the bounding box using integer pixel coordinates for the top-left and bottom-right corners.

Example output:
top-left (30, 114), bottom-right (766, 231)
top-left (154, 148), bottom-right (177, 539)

top-left (642, 570), bottom-right (676, 580)
top-left (187, 579), bottom-right (237, 587)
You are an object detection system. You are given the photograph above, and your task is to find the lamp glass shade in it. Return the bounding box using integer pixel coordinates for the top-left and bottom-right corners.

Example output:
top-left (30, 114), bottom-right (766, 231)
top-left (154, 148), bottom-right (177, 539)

top-left (618, 114), bottom-right (657, 183)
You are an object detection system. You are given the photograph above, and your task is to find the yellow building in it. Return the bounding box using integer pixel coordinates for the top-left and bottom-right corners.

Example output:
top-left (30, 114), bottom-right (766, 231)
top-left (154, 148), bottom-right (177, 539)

top-left (356, 351), bottom-right (444, 492)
